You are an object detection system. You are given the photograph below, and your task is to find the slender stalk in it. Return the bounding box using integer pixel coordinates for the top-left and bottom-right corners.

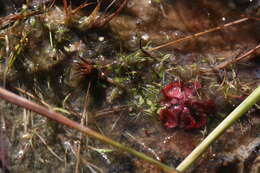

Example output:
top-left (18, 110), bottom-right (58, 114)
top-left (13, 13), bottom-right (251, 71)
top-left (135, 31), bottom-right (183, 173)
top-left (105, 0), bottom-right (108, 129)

top-left (0, 87), bottom-right (178, 173)
top-left (177, 86), bottom-right (260, 172)
top-left (148, 17), bottom-right (249, 51)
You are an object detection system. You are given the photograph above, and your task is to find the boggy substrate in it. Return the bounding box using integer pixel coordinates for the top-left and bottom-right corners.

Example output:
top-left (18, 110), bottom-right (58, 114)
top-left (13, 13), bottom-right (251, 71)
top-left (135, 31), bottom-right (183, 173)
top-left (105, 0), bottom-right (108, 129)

top-left (0, 0), bottom-right (259, 173)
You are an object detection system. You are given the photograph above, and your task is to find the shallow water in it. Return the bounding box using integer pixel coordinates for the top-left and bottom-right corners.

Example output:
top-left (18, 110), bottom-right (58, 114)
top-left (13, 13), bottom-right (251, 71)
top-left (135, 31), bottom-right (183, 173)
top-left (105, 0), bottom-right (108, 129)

top-left (0, 0), bottom-right (259, 173)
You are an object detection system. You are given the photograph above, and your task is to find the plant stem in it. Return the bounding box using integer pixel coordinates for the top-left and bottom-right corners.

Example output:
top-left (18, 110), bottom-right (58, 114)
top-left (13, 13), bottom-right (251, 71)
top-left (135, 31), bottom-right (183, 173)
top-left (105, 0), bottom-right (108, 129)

top-left (177, 86), bottom-right (260, 172)
top-left (0, 87), bottom-right (178, 173)
top-left (148, 17), bottom-right (249, 51)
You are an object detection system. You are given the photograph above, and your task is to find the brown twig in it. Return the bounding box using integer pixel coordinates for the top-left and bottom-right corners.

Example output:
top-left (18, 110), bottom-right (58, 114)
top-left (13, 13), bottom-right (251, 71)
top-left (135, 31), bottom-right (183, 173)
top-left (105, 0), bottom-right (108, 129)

top-left (201, 43), bottom-right (260, 73)
top-left (148, 17), bottom-right (250, 52)
top-left (139, 39), bottom-right (160, 61)
top-left (92, 0), bottom-right (129, 28)
top-left (0, 9), bottom-right (43, 30)
top-left (0, 87), bottom-right (178, 173)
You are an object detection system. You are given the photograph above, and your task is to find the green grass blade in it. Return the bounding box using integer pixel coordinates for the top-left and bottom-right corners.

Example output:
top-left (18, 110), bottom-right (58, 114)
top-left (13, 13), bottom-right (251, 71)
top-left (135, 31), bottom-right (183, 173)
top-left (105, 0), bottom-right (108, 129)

top-left (0, 87), bottom-right (178, 173)
top-left (177, 86), bottom-right (260, 172)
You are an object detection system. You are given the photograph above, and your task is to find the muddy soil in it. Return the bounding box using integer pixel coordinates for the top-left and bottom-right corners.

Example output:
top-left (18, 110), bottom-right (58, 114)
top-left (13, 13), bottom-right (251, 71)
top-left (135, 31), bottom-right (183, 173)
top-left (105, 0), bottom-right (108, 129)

top-left (0, 0), bottom-right (259, 173)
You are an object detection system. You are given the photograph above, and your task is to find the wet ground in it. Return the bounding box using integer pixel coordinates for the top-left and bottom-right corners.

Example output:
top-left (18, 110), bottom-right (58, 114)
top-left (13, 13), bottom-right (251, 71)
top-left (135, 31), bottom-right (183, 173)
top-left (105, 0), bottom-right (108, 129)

top-left (0, 0), bottom-right (259, 173)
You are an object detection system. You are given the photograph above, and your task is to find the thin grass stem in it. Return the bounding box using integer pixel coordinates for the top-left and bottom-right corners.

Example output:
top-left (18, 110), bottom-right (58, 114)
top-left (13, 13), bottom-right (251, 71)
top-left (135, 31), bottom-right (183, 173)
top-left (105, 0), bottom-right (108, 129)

top-left (148, 17), bottom-right (249, 51)
top-left (177, 86), bottom-right (260, 172)
top-left (0, 87), bottom-right (178, 173)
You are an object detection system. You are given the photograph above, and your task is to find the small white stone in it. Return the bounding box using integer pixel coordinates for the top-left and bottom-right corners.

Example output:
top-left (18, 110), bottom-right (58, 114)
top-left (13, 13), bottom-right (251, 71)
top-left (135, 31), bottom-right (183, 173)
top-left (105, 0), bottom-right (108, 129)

top-left (141, 33), bottom-right (149, 41)
top-left (98, 36), bottom-right (105, 42)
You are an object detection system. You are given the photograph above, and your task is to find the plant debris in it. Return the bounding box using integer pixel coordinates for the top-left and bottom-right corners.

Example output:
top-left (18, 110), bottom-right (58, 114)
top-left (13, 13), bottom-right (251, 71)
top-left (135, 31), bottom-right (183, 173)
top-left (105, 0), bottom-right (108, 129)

top-left (160, 81), bottom-right (215, 130)
top-left (0, 0), bottom-right (259, 172)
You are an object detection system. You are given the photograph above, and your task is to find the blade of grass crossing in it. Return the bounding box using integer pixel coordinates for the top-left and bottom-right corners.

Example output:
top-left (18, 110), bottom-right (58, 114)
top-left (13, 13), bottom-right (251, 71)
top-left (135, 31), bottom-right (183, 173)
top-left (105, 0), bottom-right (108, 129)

top-left (177, 86), bottom-right (260, 172)
top-left (0, 87), bottom-right (179, 173)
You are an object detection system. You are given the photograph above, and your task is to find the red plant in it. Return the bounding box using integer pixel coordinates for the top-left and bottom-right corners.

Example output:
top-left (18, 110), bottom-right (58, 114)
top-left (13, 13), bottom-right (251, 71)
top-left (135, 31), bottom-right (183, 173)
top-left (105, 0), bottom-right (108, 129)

top-left (160, 82), bottom-right (214, 130)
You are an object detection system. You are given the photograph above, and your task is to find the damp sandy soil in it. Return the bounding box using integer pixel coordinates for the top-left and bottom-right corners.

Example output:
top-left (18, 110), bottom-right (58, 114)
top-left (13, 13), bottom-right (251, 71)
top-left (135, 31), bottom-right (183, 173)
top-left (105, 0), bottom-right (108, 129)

top-left (0, 0), bottom-right (259, 173)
